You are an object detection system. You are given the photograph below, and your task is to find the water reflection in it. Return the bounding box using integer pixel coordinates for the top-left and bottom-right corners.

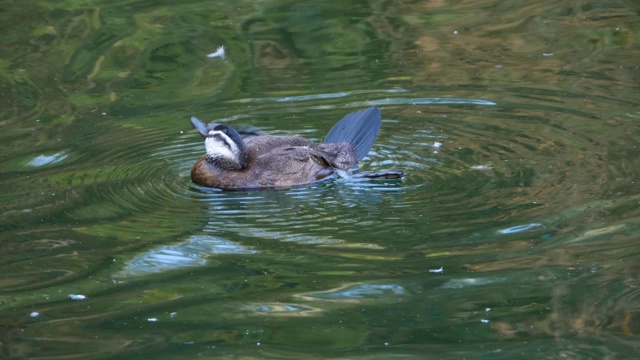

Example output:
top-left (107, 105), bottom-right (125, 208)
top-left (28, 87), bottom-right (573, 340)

top-left (1, 0), bottom-right (640, 358)
top-left (440, 277), bottom-right (507, 289)
top-left (297, 283), bottom-right (406, 301)
top-left (27, 153), bottom-right (68, 167)
top-left (191, 177), bottom-right (408, 248)
top-left (229, 89), bottom-right (497, 107)
top-left (498, 223), bottom-right (543, 235)
top-left (243, 303), bottom-right (321, 316)
top-left (117, 235), bottom-right (256, 277)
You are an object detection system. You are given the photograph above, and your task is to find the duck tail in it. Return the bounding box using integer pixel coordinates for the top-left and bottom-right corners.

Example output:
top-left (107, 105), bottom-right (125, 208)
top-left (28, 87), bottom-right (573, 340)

top-left (323, 106), bottom-right (382, 161)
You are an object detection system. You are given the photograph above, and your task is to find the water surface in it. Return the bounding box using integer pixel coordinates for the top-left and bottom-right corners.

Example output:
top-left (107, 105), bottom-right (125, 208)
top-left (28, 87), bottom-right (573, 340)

top-left (1, 0), bottom-right (639, 358)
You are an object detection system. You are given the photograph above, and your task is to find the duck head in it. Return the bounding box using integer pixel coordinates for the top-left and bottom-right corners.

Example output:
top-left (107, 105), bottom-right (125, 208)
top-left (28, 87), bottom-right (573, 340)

top-left (191, 117), bottom-right (248, 170)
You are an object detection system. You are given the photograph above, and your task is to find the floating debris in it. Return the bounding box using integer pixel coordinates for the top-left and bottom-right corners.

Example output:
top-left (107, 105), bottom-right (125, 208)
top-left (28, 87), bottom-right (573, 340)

top-left (147, 318), bottom-right (159, 322)
top-left (481, 319), bottom-right (490, 324)
top-left (206, 46), bottom-right (225, 59)
top-left (429, 267), bottom-right (444, 273)
top-left (68, 294), bottom-right (87, 301)
top-left (30, 312), bottom-right (40, 317)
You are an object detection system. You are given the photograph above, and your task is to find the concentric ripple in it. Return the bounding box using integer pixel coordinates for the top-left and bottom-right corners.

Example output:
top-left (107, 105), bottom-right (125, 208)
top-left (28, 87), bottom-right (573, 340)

top-left (160, 91), bottom-right (634, 261)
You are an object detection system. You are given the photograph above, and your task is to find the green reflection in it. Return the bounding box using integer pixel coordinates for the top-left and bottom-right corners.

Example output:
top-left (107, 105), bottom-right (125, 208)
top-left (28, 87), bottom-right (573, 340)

top-left (0, 0), bottom-right (639, 358)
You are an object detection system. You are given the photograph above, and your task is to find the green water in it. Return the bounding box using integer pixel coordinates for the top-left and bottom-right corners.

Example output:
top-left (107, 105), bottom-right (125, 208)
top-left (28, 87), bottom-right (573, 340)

top-left (1, 0), bottom-right (639, 358)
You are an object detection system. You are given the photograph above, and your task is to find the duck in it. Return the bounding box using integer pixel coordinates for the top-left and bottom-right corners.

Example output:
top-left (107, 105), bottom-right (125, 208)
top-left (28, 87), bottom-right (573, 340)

top-left (190, 106), bottom-right (403, 189)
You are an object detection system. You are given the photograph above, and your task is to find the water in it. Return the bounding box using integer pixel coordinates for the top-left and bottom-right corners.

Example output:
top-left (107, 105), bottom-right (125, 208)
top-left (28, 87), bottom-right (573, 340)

top-left (1, 0), bottom-right (639, 358)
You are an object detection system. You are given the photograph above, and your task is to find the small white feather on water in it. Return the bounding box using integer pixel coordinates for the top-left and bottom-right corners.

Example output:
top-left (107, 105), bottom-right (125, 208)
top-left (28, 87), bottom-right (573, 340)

top-left (206, 46), bottom-right (225, 59)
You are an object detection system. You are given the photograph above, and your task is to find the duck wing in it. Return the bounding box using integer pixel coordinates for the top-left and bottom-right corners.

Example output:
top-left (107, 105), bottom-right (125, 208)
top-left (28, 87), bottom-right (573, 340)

top-left (252, 146), bottom-right (335, 187)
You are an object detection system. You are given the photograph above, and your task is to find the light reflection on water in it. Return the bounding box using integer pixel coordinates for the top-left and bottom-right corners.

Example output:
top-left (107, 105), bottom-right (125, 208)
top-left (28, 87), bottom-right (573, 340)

top-left (0, 0), bottom-right (639, 358)
top-left (27, 153), bottom-right (68, 167)
top-left (231, 89), bottom-right (497, 107)
top-left (117, 235), bottom-right (257, 277)
top-left (297, 283), bottom-right (406, 300)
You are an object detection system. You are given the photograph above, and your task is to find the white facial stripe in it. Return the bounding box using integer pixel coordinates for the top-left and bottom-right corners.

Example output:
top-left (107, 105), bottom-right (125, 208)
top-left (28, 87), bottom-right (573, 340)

top-left (205, 130), bottom-right (239, 162)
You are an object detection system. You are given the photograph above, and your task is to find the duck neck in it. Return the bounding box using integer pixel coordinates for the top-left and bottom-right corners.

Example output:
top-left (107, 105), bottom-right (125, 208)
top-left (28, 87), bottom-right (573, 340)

top-left (213, 146), bottom-right (248, 169)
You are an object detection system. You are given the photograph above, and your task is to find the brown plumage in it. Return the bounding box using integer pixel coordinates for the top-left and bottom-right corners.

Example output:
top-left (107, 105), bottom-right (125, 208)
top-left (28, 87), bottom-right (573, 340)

top-left (190, 107), bottom-right (402, 190)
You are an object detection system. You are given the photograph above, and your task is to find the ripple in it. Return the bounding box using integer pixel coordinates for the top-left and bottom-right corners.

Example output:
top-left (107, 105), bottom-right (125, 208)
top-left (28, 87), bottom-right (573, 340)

top-left (2, 0), bottom-right (640, 358)
top-left (217, 95), bottom-right (625, 275)
top-left (296, 282), bottom-right (406, 302)
top-left (0, 269), bottom-right (77, 292)
top-left (242, 303), bottom-right (321, 316)
top-left (228, 88), bottom-right (497, 107)
top-left (4, 95), bottom-right (624, 257)
top-left (498, 223), bottom-right (544, 235)
top-left (187, 178), bottom-right (408, 251)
